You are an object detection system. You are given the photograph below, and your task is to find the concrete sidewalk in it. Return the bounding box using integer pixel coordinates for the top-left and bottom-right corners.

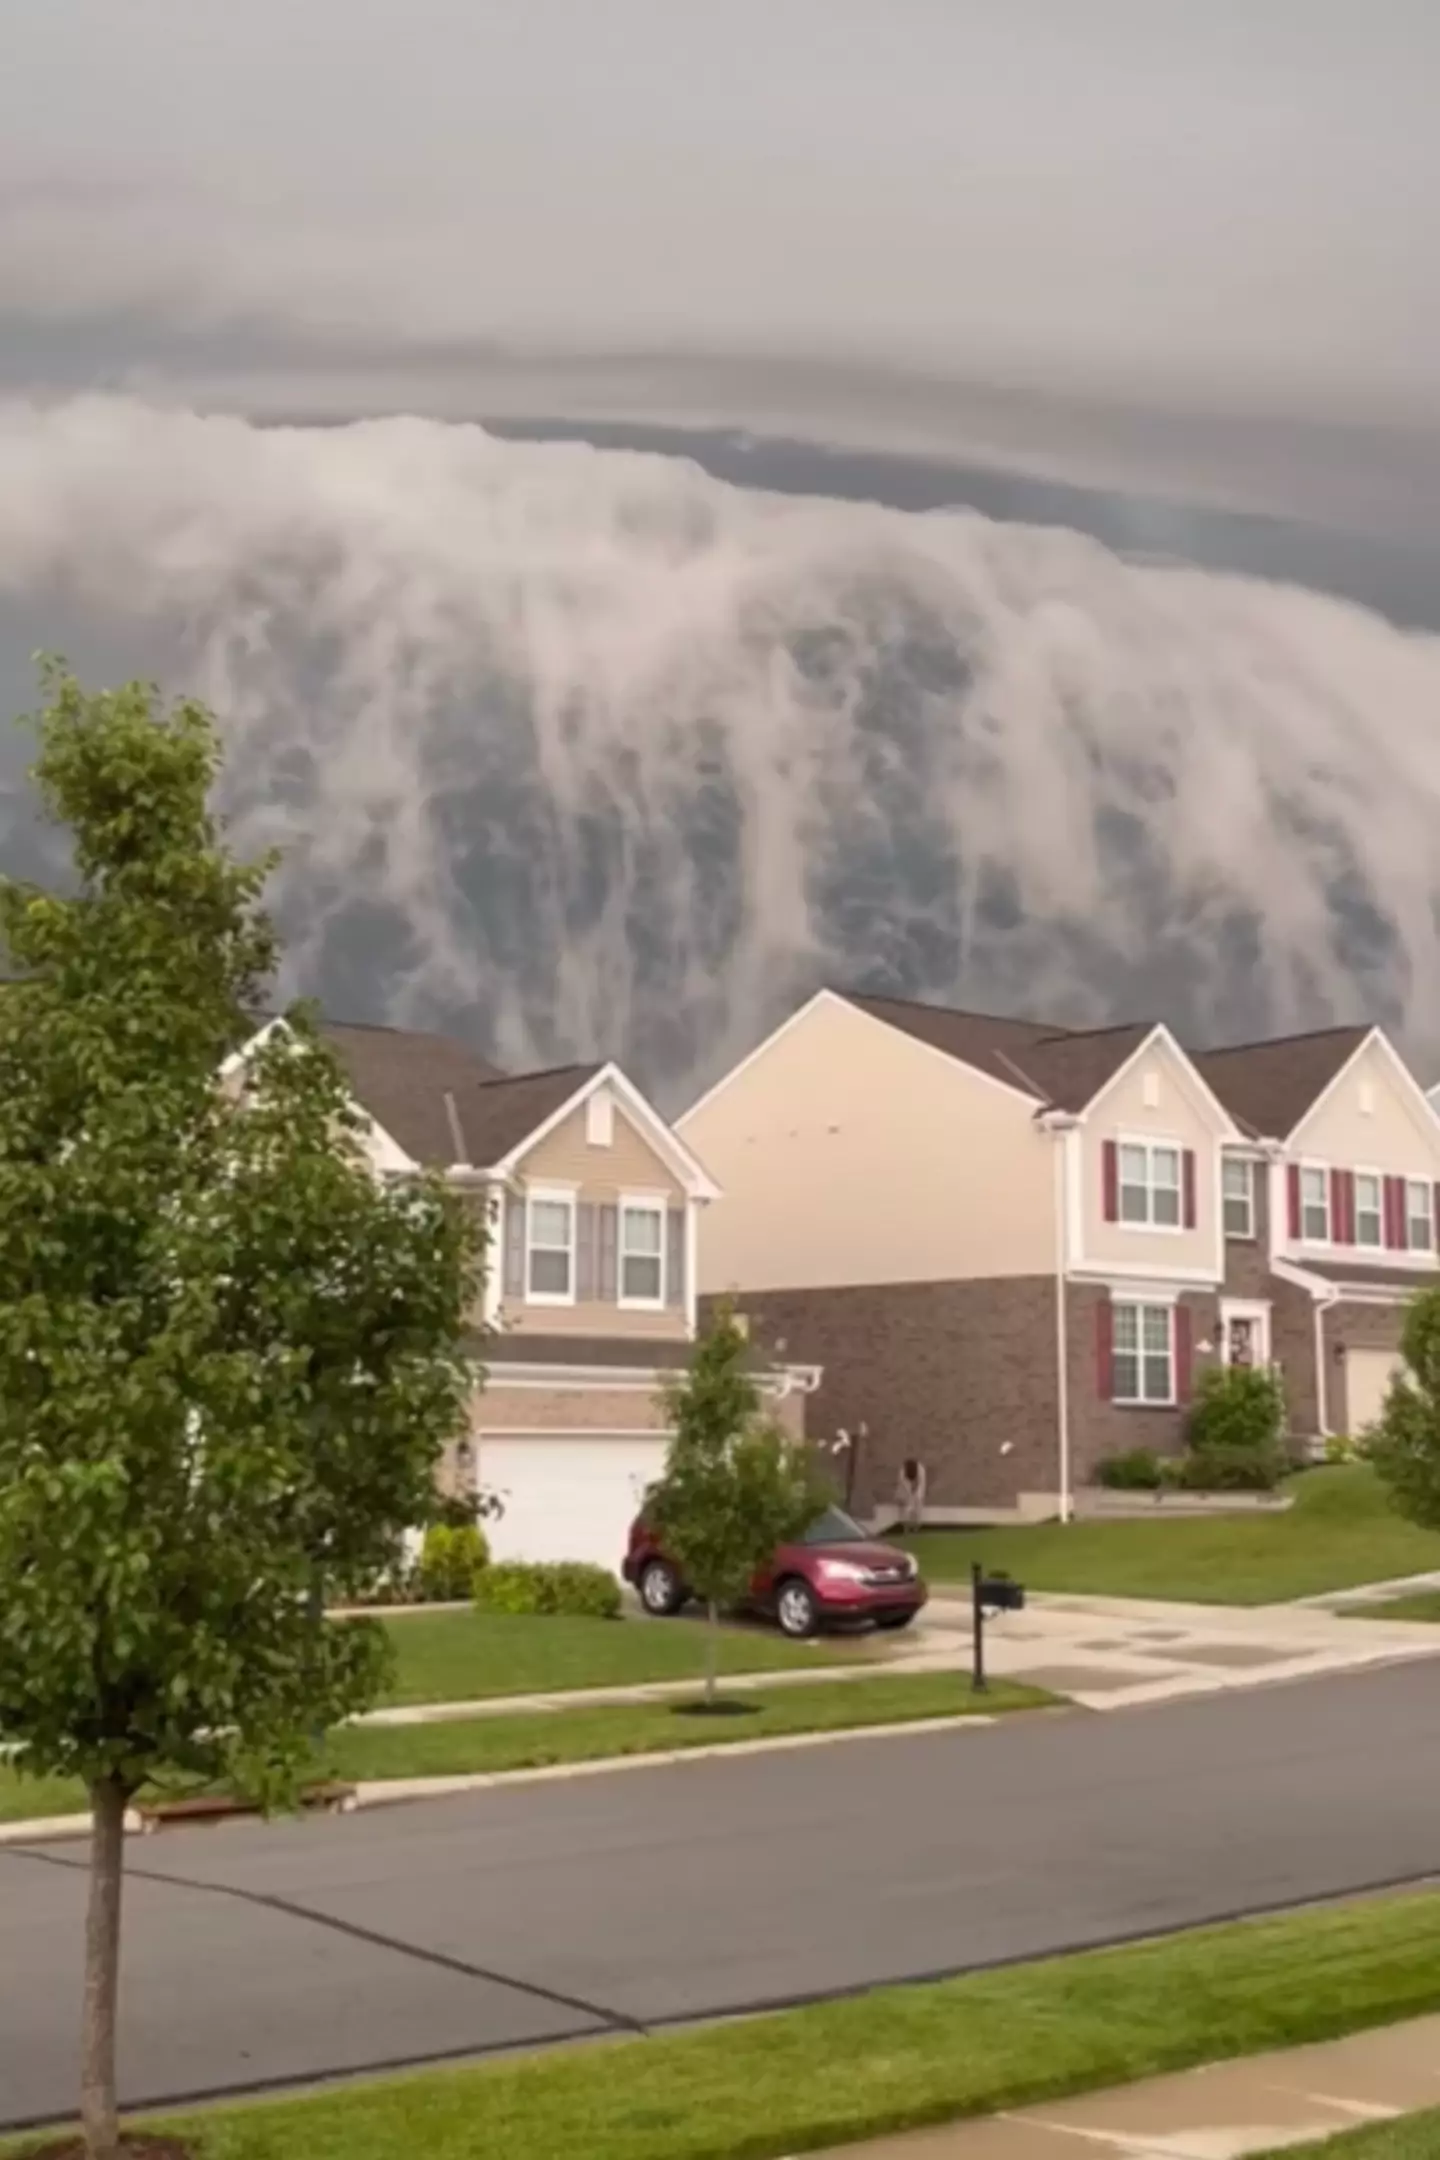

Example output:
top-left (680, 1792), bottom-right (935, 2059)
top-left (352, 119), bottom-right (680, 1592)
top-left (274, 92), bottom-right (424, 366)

top-left (922, 1589), bottom-right (1440, 1710)
top-left (817, 2012), bottom-right (1440, 2157)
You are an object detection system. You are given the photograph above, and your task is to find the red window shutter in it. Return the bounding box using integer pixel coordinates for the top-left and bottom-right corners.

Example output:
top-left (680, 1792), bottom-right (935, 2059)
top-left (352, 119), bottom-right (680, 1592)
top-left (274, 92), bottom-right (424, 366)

top-left (1395, 1177), bottom-right (1410, 1252)
top-left (1182, 1149), bottom-right (1197, 1229)
top-left (1287, 1163), bottom-right (1302, 1239)
top-left (1433, 1181), bottom-right (1440, 1249)
top-left (1174, 1304), bottom-right (1194, 1403)
top-left (1384, 1175), bottom-right (1406, 1250)
top-left (1102, 1140), bottom-right (1119, 1224)
top-left (1332, 1168), bottom-right (1354, 1246)
top-left (1096, 1299), bottom-right (1114, 1399)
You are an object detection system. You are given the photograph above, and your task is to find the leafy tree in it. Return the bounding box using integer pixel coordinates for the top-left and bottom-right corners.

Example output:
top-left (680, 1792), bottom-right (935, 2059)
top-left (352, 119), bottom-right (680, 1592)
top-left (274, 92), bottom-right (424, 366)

top-left (1368, 1291), bottom-right (1440, 1526)
top-left (648, 1303), bottom-right (823, 1702)
top-left (0, 667), bottom-right (481, 2159)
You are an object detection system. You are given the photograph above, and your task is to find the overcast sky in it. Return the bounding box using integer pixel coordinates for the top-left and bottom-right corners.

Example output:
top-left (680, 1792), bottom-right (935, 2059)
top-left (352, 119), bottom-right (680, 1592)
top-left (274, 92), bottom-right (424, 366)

top-left (3, 0), bottom-right (1437, 522)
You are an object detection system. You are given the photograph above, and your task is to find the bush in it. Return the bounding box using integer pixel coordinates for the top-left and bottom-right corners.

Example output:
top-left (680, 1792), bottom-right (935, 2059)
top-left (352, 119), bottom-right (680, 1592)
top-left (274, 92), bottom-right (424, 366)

top-left (1178, 1443), bottom-right (1284, 1493)
top-left (417, 1522), bottom-right (490, 1602)
top-left (1096, 1447), bottom-right (1165, 1491)
top-left (473, 1560), bottom-right (623, 1619)
top-left (1188, 1362), bottom-right (1285, 1455)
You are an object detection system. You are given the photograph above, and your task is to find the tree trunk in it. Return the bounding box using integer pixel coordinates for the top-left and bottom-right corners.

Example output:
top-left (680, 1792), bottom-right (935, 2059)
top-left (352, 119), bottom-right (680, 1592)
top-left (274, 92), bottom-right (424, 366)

top-left (81, 1773), bottom-right (129, 2160)
top-left (704, 1600), bottom-right (719, 1706)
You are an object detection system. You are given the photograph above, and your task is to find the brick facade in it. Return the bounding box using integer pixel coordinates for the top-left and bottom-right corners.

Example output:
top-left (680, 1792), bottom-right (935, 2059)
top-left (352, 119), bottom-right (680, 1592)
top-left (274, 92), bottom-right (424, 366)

top-left (1064, 1283), bottom-right (1218, 1481)
top-left (710, 1279), bottom-right (1061, 1514)
top-left (1321, 1301), bottom-right (1407, 1433)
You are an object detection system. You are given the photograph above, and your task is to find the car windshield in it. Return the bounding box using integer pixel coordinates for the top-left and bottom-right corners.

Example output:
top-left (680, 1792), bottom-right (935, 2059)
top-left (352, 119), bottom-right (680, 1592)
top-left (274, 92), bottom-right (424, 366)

top-left (800, 1505), bottom-right (869, 1545)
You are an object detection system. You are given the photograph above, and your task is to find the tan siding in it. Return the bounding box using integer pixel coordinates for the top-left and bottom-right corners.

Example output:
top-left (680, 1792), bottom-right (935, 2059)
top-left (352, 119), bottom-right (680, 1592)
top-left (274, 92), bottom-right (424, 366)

top-left (1291, 1038), bottom-right (1440, 1177)
top-left (1082, 1039), bottom-right (1226, 1278)
top-left (517, 1097), bottom-right (684, 1197)
top-left (679, 993), bottom-right (1053, 1290)
top-left (504, 1092), bottom-right (691, 1337)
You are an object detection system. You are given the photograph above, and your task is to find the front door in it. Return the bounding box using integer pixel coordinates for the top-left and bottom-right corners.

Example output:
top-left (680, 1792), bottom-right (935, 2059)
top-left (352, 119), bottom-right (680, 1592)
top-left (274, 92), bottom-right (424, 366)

top-left (1220, 1302), bottom-right (1271, 1369)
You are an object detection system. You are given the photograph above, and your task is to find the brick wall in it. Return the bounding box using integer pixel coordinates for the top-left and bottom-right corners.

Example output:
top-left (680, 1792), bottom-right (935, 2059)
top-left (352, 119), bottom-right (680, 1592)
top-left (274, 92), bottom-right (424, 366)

top-left (1064, 1283), bottom-right (1219, 1481)
top-left (706, 1279), bottom-right (1060, 1513)
top-left (1321, 1300), bottom-right (1406, 1432)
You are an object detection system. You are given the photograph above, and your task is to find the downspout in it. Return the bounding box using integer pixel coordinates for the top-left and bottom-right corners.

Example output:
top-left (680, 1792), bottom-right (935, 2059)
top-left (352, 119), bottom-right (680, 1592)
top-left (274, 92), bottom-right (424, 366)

top-left (1037, 1109), bottom-right (1081, 1524)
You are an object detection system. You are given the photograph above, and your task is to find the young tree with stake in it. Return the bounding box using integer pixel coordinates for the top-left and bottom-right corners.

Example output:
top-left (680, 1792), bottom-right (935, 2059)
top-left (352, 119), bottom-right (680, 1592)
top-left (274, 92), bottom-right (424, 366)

top-left (0, 668), bottom-right (481, 2160)
top-left (648, 1303), bottom-right (824, 1705)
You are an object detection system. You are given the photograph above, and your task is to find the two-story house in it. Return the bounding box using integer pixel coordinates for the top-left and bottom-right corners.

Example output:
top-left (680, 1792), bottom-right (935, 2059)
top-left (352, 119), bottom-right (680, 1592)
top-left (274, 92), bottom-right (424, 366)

top-left (228, 1016), bottom-right (813, 1570)
top-left (676, 991), bottom-right (1440, 1521)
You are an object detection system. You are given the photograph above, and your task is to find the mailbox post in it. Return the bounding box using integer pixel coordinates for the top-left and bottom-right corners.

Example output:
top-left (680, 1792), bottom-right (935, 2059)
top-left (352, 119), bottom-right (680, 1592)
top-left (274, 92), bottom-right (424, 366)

top-left (970, 1561), bottom-right (1026, 1692)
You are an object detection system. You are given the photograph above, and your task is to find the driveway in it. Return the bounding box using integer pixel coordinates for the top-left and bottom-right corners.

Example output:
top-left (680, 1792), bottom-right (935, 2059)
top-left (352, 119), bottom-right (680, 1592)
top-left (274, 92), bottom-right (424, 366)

top-left (5, 1660), bottom-right (1440, 2132)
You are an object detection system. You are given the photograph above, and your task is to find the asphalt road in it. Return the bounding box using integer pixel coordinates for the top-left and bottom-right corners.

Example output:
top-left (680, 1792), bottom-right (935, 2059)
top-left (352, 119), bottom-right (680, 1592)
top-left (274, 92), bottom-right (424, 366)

top-left (5, 1659), bottom-right (1440, 2131)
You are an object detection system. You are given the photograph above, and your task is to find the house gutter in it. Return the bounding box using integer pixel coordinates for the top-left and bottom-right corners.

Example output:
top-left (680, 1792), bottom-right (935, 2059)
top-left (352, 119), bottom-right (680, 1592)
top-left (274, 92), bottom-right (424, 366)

top-left (1273, 1256), bottom-right (1341, 1441)
top-left (1037, 1107), bottom-right (1082, 1524)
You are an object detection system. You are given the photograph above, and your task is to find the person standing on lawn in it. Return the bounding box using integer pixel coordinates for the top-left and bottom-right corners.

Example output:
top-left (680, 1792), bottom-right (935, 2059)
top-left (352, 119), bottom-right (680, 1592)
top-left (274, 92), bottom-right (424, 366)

top-left (896, 1457), bottom-right (927, 1532)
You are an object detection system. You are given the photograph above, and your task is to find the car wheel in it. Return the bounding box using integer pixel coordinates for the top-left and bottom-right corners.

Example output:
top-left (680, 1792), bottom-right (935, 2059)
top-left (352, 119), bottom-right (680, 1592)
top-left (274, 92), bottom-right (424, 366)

top-left (875, 1611), bottom-right (917, 1631)
top-left (639, 1559), bottom-right (685, 1617)
top-left (775, 1578), bottom-right (819, 1639)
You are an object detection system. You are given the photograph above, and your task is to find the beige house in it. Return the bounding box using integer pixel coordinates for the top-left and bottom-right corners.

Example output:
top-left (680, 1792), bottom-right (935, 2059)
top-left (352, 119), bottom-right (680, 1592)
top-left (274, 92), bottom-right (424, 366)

top-left (230, 1016), bottom-right (814, 1569)
top-left (678, 991), bottom-right (1440, 1521)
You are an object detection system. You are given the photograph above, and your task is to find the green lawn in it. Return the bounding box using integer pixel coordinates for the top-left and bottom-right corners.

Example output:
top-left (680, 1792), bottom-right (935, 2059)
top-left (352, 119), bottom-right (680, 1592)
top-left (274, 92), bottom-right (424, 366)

top-left (377, 1610), bottom-right (877, 1706)
top-left (17, 1891), bottom-right (1440, 2160)
top-left (0, 1673), bottom-right (1042, 1824)
top-left (1346, 1592), bottom-right (1440, 1625)
top-left (901, 1467), bottom-right (1440, 1605)
top-left (1263, 2116), bottom-right (1440, 2158)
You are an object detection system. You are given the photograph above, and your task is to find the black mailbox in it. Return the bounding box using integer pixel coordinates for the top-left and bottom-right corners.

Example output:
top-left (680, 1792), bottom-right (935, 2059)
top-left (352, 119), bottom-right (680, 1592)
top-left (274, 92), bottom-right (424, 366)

top-left (969, 1561), bottom-right (1026, 1691)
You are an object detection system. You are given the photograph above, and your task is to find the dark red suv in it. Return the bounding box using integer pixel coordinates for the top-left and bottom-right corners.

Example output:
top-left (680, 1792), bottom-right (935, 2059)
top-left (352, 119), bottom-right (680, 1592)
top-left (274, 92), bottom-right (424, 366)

top-left (623, 1502), bottom-right (928, 1638)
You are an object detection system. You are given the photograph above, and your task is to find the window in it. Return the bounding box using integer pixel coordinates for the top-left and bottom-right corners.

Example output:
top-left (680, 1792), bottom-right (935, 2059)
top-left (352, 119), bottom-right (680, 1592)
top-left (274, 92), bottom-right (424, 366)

top-left (619, 1200), bottom-right (665, 1304)
top-left (1118, 1142), bottom-right (1182, 1228)
top-left (1355, 1173), bottom-right (1383, 1249)
top-left (1222, 1158), bottom-right (1254, 1239)
top-left (526, 1193), bottom-right (575, 1300)
top-left (1112, 1303), bottom-right (1174, 1404)
top-left (1300, 1166), bottom-right (1330, 1242)
top-left (1407, 1179), bottom-right (1435, 1252)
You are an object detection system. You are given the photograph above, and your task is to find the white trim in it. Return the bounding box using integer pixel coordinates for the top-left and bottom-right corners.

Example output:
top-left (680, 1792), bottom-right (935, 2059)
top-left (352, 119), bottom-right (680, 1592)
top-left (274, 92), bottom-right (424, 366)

top-left (1221, 1154), bottom-right (1257, 1241)
top-left (617, 1192), bottom-right (667, 1311)
top-left (1296, 1159), bottom-right (1332, 1246)
top-left (479, 1180), bottom-right (504, 1328)
top-left (1079, 1023), bottom-right (1245, 1138)
top-left (684, 1199), bottom-right (700, 1338)
top-left (1114, 1131), bottom-right (1187, 1234)
top-left (1219, 1296), bottom-right (1272, 1368)
top-left (480, 1361), bottom-right (822, 1392)
top-left (476, 1427), bottom-right (677, 1439)
top-left (1070, 1260), bottom-right (1221, 1287)
top-left (1351, 1166), bottom-right (1386, 1253)
top-left (524, 1186), bottom-right (578, 1307)
top-left (1094, 1277), bottom-right (1181, 1305)
top-left (1109, 1296), bottom-right (1178, 1407)
top-left (1404, 1175), bottom-right (1436, 1254)
top-left (491, 1062), bottom-right (721, 1200)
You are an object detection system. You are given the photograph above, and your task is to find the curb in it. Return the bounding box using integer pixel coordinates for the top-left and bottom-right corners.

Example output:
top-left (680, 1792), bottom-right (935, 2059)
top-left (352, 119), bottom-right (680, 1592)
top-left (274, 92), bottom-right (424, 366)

top-left (0, 1713), bottom-right (1003, 1846)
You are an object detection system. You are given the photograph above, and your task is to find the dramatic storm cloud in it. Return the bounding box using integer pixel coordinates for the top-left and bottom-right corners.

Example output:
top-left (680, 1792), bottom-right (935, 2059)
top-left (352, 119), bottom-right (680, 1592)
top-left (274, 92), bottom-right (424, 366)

top-left (0, 398), bottom-right (1436, 1099)
top-left (2, 1), bottom-right (1437, 522)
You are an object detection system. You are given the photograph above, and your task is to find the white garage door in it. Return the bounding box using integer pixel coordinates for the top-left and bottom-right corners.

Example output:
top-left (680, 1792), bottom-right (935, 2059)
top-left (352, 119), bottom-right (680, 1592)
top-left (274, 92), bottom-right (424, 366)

top-left (480, 1434), bottom-right (672, 1571)
top-left (1345, 1350), bottom-right (1405, 1437)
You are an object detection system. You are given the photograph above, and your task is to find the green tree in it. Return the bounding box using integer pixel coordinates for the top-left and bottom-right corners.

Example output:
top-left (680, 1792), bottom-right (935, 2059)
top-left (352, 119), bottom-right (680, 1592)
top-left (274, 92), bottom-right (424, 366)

top-left (648, 1304), bottom-right (823, 1703)
top-left (1368, 1290), bottom-right (1440, 1526)
top-left (0, 668), bottom-right (480, 2159)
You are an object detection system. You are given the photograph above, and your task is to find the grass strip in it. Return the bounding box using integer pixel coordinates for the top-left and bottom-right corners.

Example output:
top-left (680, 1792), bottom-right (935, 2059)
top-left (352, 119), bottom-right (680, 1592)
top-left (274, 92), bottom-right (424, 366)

top-left (0, 1673), bottom-right (1044, 1824)
top-left (18, 1889), bottom-right (1440, 2158)
top-left (1259, 2114), bottom-right (1440, 2157)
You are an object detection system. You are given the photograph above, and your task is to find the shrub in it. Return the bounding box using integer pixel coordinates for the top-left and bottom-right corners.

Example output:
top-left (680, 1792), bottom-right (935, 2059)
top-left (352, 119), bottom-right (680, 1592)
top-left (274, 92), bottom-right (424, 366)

top-left (473, 1560), bottom-right (623, 1619)
top-left (1179, 1443), bottom-right (1284, 1493)
top-left (1096, 1447), bottom-right (1165, 1492)
top-left (1187, 1362), bottom-right (1286, 1456)
top-left (417, 1522), bottom-right (490, 1602)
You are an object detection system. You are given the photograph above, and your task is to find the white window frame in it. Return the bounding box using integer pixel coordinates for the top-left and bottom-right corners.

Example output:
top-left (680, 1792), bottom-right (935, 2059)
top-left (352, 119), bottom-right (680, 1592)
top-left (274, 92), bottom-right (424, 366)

top-left (1116, 1136), bottom-right (1184, 1233)
top-left (1111, 1300), bottom-right (1176, 1406)
top-left (1406, 1177), bottom-right (1435, 1253)
top-left (525, 1185), bottom-right (577, 1306)
top-left (1221, 1157), bottom-right (1255, 1240)
top-left (1299, 1162), bottom-right (1331, 1245)
top-left (618, 1193), bottom-right (667, 1310)
top-left (1353, 1168), bottom-right (1384, 1250)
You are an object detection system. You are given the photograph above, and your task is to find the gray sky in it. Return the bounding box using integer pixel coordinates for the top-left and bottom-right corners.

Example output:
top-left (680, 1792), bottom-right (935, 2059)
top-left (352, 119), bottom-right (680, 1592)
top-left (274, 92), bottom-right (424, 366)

top-left (3, 0), bottom-right (1437, 523)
